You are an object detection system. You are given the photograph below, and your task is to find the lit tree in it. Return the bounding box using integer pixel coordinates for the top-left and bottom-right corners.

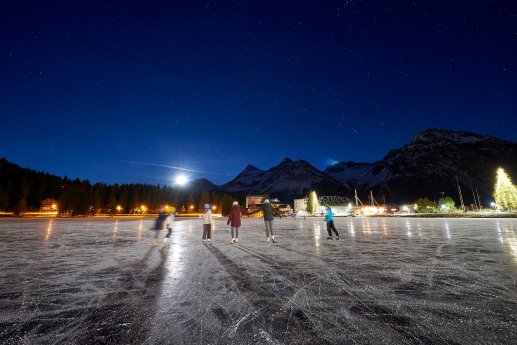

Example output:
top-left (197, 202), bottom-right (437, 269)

top-left (493, 168), bottom-right (517, 211)
top-left (438, 196), bottom-right (456, 213)
top-left (306, 190), bottom-right (319, 215)
top-left (417, 197), bottom-right (435, 213)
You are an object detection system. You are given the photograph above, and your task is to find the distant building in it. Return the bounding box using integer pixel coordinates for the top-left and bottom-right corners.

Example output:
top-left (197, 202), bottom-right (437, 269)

top-left (294, 198), bottom-right (307, 213)
top-left (246, 195), bottom-right (288, 216)
top-left (279, 204), bottom-right (293, 216)
top-left (246, 195), bottom-right (265, 208)
top-left (40, 198), bottom-right (58, 212)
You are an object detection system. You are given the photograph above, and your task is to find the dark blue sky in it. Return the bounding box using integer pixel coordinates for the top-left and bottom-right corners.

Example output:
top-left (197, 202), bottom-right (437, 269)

top-left (1, 1), bottom-right (516, 185)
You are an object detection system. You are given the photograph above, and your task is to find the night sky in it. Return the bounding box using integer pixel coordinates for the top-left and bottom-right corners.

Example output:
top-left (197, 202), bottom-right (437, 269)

top-left (1, 1), bottom-right (516, 185)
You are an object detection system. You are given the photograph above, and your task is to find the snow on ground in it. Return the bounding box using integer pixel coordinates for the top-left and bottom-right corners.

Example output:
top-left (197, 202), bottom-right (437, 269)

top-left (0, 217), bottom-right (516, 344)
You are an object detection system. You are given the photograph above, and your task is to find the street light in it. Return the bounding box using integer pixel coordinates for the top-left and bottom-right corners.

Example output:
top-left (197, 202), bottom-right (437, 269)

top-left (116, 205), bottom-right (122, 212)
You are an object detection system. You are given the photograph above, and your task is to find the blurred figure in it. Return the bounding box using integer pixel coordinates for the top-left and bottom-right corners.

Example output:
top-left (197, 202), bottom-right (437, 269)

top-left (324, 206), bottom-right (339, 240)
top-left (227, 201), bottom-right (245, 244)
top-left (154, 211), bottom-right (169, 230)
top-left (152, 206), bottom-right (175, 245)
top-left (202, 203), bottom-right (214, 242)
top-left (163, 207), bottom-right (176, 244)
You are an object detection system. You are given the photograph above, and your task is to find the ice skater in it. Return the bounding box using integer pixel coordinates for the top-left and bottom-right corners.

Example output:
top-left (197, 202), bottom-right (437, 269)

top-left (152, 207), bottom-right (175, 244)
top-left (249, 199), bottom-right (279, 243)
top-left (202, 203), bottom-right (214, 242)
top-left (227, 201), bottom-right (245, 244)
top-left (163, 207), bottom-right (175, 244)
top-left (324, 206), bottom-right (339, 240)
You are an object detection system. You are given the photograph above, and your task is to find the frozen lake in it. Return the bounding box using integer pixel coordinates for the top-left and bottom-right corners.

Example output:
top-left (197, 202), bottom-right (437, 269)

top-left (1, 217), bottom-right (516, 344)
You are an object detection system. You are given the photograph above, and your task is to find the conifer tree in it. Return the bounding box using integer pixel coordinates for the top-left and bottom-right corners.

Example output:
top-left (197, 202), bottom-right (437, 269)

top-left (494, 168), bottom-right (517, 211)
top-left (306, 191), bottom-right (319, 215)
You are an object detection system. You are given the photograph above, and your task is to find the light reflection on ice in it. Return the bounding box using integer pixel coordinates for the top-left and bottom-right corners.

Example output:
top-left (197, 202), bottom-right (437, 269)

top-left (45, 219), bottom-right (53, 241)
top-left (348, 219), bottom-right (355, 236)
top-left (405, 219), bottom-right (412, 237)
top-left (382, 219), bottom-right (388, 235)
top-left (444, 221), bottom-right (451, 240)
top-left (362, 218), bottom-right (371, 235)
top-left (113, 219), bottom-right (118, 240)
top-left (137, 219), bottom-right (143, 241)
top-left (313, 222), bottom-right (321, 247)
top-left (496, 222), bottom-right (504, 246)
top-left (507, 237), bottom-right (517, 263)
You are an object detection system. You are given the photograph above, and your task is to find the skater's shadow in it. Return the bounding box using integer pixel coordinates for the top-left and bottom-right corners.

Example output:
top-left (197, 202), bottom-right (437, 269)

top-left (204, 244), bottom-right (327, 344)
top-left (73, 230), bottom-right (171, 344)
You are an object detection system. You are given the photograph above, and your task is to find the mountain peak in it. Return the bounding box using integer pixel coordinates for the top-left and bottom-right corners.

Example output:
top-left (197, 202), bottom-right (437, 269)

top-left (242, 164), bottom-right (259, 173)
top-left (269, 157), bottom-right (294, 171)
top-left (410, 128), bottom-right (507, 145)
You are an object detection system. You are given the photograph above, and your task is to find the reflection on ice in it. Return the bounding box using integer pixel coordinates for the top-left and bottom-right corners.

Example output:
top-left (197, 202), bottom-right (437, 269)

top-left (348, 219), bottom-right (355, 236)
top-left (113, 219), bottom-right (118, 241)
top-left (45, 219), bottom-right (53, 241)
top-left (312, 222), bottom-right (321, 247)
top-left (497, 222), bottom-right (504, 246)
top-left (405, 219), bottom-right (412, 237)
top-left (444, 220), bottom-right (451, 240)
top-left (381, 219), bottom-right (388, 235)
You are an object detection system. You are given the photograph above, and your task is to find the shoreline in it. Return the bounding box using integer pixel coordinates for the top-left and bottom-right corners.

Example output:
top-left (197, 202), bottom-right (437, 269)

top-left (1, 213), bottom-right (516, 219)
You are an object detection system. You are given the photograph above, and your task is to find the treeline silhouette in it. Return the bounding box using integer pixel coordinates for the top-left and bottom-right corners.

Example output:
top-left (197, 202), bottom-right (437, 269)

top-left (0, 158), bottom-right (244, 216)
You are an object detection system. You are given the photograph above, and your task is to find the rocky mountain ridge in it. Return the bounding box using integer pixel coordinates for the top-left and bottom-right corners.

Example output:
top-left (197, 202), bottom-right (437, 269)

top-left (216, 129), bottom-right (517, 204)
top-left (323, 129), bottom-right (517, 204)
top-left (221, 158), bottom-right (349, 202)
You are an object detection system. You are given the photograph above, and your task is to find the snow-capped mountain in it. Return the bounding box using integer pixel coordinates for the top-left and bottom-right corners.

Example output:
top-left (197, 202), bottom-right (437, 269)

top-left (221, 158), bottom-right (349, 202)
top-left (326, 129), bottom-right (517, 204)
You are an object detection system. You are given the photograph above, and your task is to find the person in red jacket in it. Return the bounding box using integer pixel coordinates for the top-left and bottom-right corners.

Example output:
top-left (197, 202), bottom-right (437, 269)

top-left (227, 201), bottom-right (244, 244)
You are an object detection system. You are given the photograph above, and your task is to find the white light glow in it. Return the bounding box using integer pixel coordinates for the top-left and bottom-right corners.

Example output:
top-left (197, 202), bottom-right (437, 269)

top-left (174, 175), bottom-right (188, 186)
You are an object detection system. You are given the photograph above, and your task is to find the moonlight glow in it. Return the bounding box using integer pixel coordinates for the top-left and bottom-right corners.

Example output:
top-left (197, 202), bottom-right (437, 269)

top-left (174, 175), bottom-right (188, 186)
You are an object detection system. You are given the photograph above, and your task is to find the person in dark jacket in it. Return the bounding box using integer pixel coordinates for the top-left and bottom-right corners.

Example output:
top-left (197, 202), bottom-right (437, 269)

top-left (249, 199), bottom-right (279, 243)
top-left (324, 206), bottom-right (339, 240)
top-left (227, 201), bottom-right (244, 244)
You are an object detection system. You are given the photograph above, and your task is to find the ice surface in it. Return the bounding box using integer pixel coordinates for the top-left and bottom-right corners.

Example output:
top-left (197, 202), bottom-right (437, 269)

top-left (1, 217), bottom-right (516, 344)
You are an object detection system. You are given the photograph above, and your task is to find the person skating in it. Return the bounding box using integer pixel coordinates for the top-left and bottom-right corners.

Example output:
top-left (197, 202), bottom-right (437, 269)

top-left (249, 199), bottom-right (279, 243)
top-left (163, 207), bottom-right (175, 244)
top-left (325, 206), bottom-right (339, 240)
top-left (227, 201), bottom-right (245, 244)
top-left (152, 207), bottom-right (175, 245)
top-left (202, 204), bottom-right (214, 242)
